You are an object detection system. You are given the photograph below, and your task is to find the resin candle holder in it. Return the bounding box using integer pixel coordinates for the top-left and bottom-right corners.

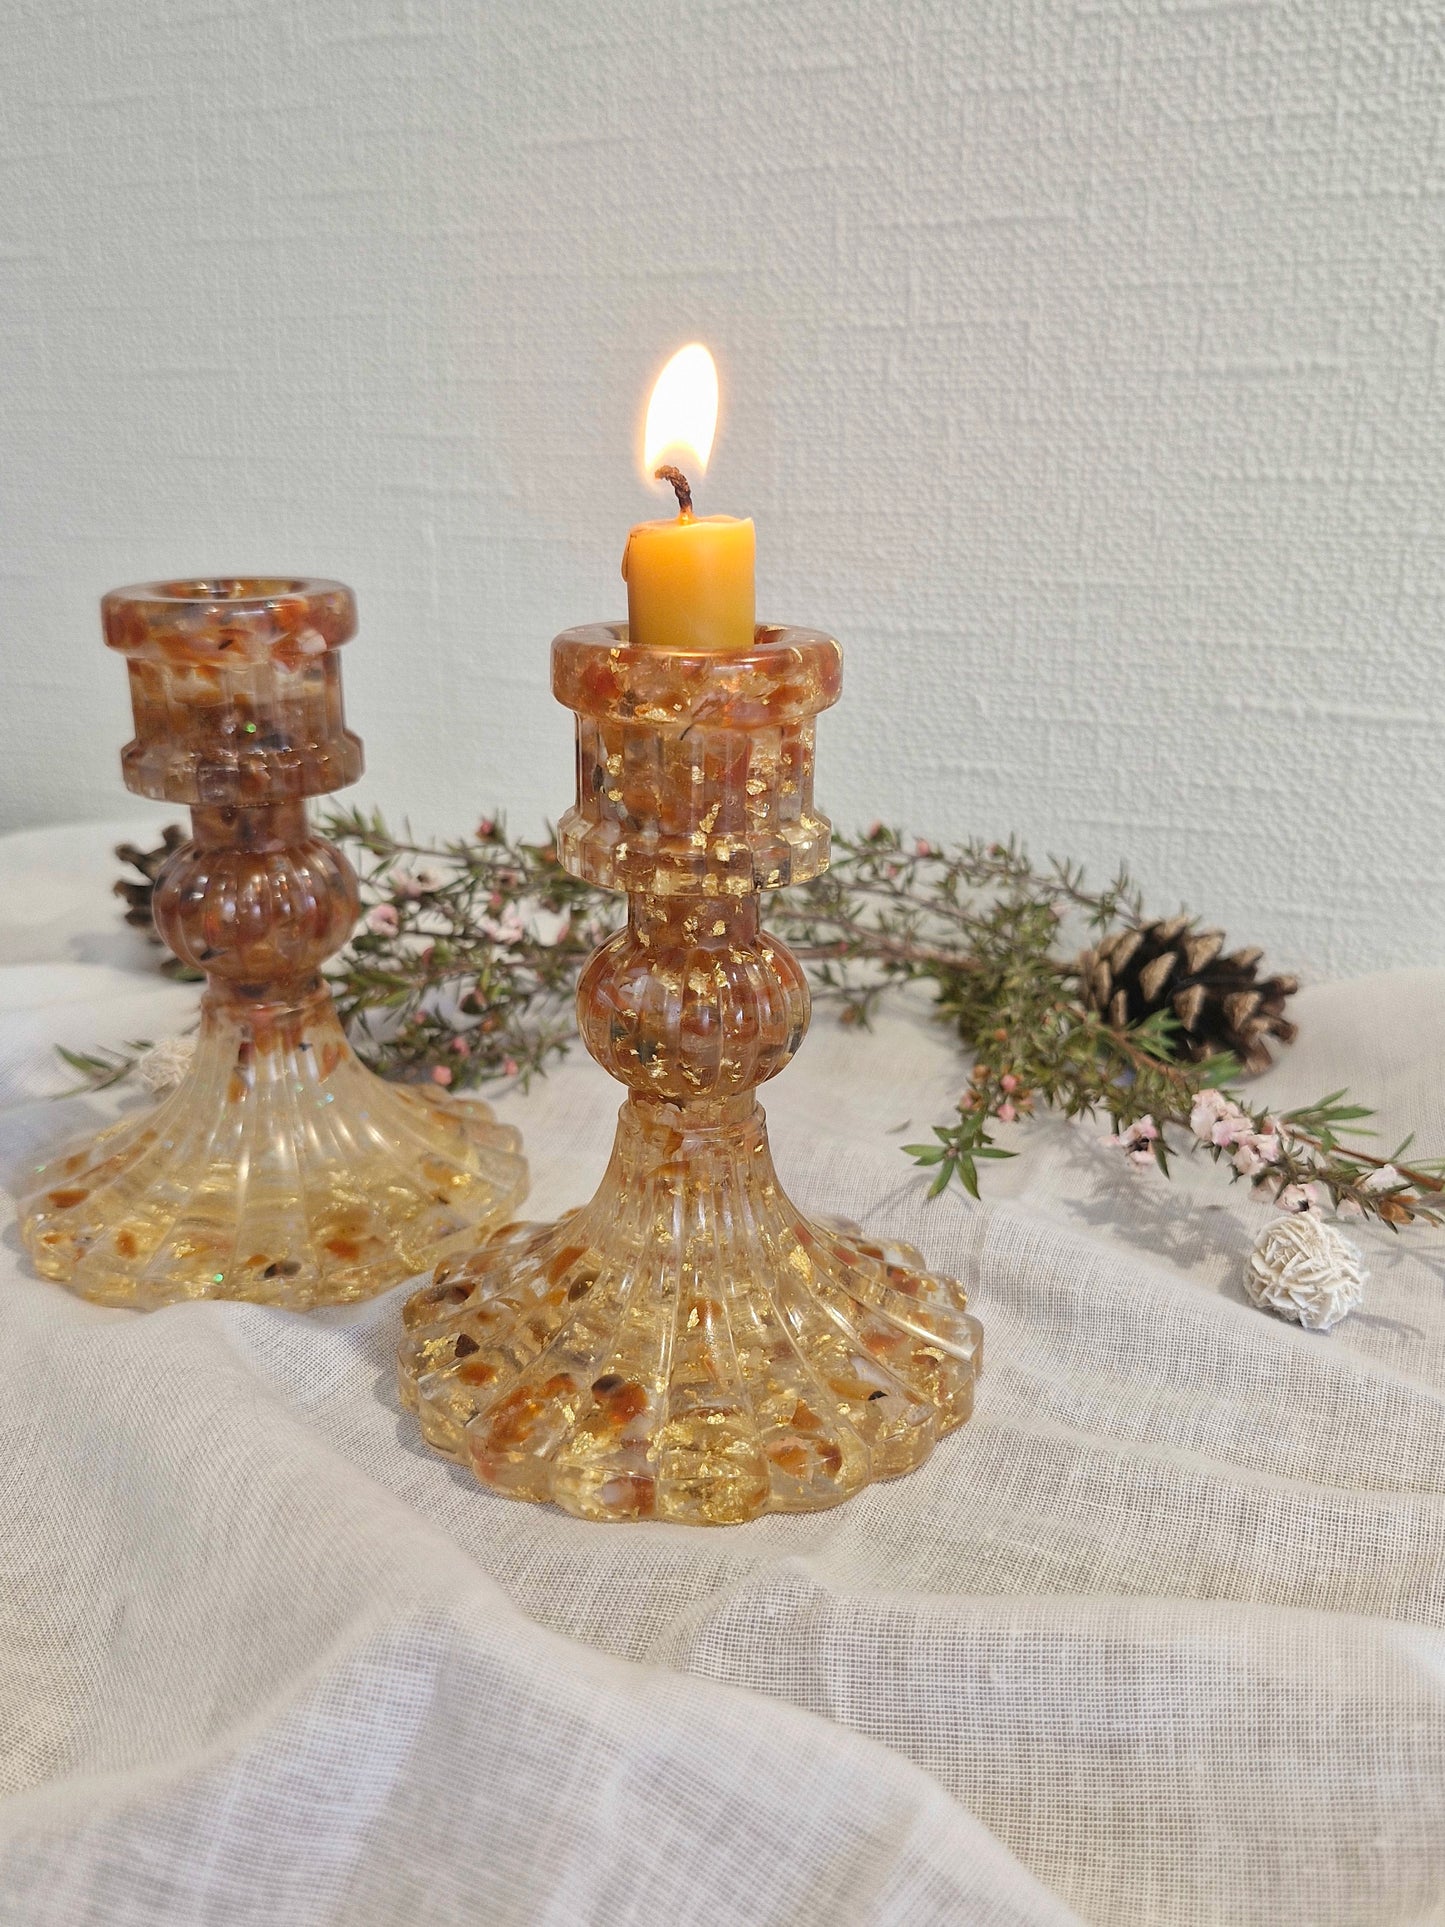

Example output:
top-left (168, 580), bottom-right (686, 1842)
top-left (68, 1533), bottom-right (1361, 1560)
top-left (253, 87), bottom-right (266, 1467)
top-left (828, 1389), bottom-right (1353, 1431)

top-left (20, 578), bottom-right (527, 1310)
top-left (398, 623), bottom-right (982, 1525)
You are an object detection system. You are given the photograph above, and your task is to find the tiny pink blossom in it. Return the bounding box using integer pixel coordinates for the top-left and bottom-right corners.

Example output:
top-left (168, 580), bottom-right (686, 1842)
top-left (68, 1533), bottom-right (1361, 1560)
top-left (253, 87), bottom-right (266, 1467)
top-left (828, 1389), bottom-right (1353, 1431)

top-left (1336, 1197), bottom-right (1365, 1219)
top-left (1234, 1128), bottom-right (1283, 1178)
top-left (1211, 1110), bottom-right (1253, 1150)
top-left (914, 838), bottom-right (936, 857)
top-left (479, 906), bottom-right (526, 946)
top-left (1109, 1116), bottom-right (1160, 1169)
top-left (866, 820), bottom-right (882, 839)
top-left (1189, 1090), bottom-right (1231, 1139)
top-left (366, 903), bottom-right (399, 936)
top-left (389, 870), bottom-right (424, 900)
top-left (996, 1101), bottom-right (1017, 1123)
top-left (450, 1036), bottom-right (471, 1056)
top-left (1276, 1182), bottom-right (1321, 1213)
top-left (1362, 1164), bottom-right (1403, 1193)
top-left (503, 1057), bottom-right (519, 1077)
top-left (431, 1064), bottom-right (453, 1086)
top-left (476, 817), bottom-right (496, 838)
top-left (1000, 1073), bottom-right (1018, 1093)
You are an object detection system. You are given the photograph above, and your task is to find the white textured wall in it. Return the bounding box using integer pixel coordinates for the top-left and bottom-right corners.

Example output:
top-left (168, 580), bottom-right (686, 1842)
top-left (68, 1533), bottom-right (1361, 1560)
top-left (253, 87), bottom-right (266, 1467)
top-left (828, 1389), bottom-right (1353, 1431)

top-left (1, 0), bottom-right (1440, 977)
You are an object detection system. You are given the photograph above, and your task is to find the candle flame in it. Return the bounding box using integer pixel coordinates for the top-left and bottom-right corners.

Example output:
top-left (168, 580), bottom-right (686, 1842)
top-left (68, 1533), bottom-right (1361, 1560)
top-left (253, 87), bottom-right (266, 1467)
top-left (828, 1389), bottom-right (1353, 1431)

top-left (643, 343), bottom-right (718, 480)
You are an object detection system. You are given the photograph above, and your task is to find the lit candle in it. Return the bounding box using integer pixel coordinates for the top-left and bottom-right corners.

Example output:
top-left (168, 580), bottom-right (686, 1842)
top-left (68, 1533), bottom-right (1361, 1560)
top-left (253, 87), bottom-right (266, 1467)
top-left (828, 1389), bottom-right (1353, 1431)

top-left (621, 343), bottom-right (756, 653)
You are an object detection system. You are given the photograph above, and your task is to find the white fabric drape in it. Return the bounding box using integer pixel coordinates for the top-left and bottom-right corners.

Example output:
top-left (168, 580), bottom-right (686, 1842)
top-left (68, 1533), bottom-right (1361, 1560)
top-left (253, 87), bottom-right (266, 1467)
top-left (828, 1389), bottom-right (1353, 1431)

top-left (1, 822), bottom-right (1441, 1926)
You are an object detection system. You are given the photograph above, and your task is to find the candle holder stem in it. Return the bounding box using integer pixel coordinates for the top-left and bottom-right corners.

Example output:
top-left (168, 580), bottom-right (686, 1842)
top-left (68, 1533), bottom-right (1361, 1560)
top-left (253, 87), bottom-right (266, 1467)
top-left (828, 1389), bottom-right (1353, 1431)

top-left (399, 624), bottom-right (980, 1524)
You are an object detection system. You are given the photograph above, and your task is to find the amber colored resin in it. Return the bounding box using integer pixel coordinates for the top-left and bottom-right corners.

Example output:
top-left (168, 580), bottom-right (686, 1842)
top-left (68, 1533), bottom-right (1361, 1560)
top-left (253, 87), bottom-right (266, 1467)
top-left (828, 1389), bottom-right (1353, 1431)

top-left (20, 578), bottom-right (526, 1310)
top-left (398, 624), bottom-right (981, 1524)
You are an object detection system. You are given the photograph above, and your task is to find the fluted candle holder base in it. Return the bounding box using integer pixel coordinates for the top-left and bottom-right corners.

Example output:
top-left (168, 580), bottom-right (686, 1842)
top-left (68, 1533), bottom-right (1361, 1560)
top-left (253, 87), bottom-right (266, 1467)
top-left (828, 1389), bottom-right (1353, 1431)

top-left (23, 987), bottom-right (526, 1311)
top-left (399, 1094), bottom-right (981, 1524)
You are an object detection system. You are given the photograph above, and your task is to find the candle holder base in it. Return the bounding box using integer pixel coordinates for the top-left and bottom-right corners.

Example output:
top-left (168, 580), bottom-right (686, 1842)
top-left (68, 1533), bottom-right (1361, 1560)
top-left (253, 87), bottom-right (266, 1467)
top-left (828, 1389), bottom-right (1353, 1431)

top-left (398, 1093), bottom-right (981, 1525)
top-left (22, 986), bottom-right (527, 1313)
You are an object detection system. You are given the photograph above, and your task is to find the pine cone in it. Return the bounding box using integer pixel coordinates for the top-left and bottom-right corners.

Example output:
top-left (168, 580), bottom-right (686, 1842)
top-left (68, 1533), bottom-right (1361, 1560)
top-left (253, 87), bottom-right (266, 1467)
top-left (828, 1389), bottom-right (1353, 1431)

top-left (1078, 916), bottom-right (1298, 1075)
top-left (114, 826), bottom-right (203, 980)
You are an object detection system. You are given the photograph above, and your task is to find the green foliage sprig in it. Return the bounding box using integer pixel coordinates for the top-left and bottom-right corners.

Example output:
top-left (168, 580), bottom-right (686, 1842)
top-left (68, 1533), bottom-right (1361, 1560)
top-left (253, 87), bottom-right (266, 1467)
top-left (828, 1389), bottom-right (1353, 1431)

top-left (774, 828), bottom-right (1443, 1226)
top-left (84, 814), bottom-right (1444, 1232)
top-left (324, 810), bottom-right (611, 1090)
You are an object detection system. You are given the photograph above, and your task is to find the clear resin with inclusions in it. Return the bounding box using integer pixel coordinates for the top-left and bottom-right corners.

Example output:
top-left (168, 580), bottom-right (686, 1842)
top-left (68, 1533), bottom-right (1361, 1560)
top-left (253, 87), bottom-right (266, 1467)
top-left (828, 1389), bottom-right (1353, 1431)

top-left (20, 578), bottom-right (527, 1310)
top-left (398, 623), bottom-right (982, 1524)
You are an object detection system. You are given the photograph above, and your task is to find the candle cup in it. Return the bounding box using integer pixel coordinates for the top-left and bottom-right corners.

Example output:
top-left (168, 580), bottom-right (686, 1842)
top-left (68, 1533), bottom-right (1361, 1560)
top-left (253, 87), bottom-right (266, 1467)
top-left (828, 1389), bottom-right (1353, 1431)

top-left (398, 623), bottom-right (982, 1525)
top-left (20, 578), bottom-right (527, 1310)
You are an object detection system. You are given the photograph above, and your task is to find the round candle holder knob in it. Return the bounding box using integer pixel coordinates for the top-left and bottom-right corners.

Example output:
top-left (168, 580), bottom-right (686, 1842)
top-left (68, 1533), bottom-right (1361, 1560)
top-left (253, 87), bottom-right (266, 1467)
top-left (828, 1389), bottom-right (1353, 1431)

top-left (20, 578), bottom-right (528, 1310)
top-left (398, 624), bottom-right (981, 1525)
top-left (575, 894), bottom-right (810, 1100)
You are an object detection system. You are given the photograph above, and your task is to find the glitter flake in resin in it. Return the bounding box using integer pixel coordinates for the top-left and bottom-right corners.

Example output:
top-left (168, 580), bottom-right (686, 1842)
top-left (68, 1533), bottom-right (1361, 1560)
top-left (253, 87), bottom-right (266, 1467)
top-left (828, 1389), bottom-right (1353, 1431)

top-left (20, 579), bottom-right (527, 1309)
top-left (399, 624), bottom-right (981, 1524)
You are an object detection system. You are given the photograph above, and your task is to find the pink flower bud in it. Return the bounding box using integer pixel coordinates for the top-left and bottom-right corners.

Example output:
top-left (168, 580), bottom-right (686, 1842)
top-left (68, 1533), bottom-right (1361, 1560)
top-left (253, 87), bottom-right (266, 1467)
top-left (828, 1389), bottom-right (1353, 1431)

top-left (431, 1065), bottom-right (453, 1087)
top-left (1000, 1073), bottom-right (1018, 1092)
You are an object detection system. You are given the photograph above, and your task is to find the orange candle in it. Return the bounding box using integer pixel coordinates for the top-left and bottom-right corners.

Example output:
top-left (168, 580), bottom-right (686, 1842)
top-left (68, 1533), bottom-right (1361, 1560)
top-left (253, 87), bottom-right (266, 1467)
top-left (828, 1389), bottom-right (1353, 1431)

top-left (621, 344), bottom-right (756, 653)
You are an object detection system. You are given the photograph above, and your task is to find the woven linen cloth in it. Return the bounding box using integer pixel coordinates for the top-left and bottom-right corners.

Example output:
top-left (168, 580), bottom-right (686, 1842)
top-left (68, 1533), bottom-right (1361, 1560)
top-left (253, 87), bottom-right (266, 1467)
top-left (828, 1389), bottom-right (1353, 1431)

top-left (0, 820), bottom-right (1442, 1927)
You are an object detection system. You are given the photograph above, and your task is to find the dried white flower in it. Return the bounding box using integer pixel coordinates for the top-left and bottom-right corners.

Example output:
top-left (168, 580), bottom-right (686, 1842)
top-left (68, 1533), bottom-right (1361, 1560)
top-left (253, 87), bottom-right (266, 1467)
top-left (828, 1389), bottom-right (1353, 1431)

top-left (1245, 1213), bottom-right (1367, 1331)
top-left (137, 1034), bottom-right (196, 1095)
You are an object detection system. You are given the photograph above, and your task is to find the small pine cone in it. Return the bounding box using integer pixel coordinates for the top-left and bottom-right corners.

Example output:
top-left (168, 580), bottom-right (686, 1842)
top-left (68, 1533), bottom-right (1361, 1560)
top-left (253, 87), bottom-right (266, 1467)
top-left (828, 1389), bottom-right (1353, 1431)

top-left (114, 825), bottom-right (187, 936)
top-left (1078, 916), bottom-right (1299, 1075)
top-left (114, 826), bottom-right (203, 980)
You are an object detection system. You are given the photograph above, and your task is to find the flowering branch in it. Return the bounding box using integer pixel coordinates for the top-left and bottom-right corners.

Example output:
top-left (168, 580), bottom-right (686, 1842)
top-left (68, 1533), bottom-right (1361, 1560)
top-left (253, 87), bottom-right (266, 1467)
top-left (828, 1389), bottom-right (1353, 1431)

top-left (84, 814), bottom-right (1442, 1234)
top-left (324, 810), bottom-right (612, 1090)
top-left (768, 828), bottom-right (1442, 1229)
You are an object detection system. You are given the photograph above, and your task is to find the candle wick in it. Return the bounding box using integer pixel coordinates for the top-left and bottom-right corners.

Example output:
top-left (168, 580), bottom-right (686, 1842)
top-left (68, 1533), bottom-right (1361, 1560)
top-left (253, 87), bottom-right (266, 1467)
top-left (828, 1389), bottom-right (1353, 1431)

top-left (654, 465), bottom-right (693, 515)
